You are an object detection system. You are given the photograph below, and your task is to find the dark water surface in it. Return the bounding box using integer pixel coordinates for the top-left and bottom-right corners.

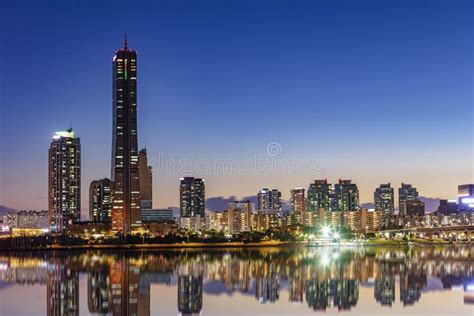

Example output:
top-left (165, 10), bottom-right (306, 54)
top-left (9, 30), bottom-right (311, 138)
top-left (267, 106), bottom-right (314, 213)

top-left (0, 245), bottom-right (473, 315)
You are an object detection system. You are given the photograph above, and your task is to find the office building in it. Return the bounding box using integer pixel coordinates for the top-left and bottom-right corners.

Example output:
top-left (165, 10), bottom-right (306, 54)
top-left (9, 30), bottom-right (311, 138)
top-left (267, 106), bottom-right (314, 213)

top-left (141, 208), bottom-right (174, 223)
top-left (458, 184), bottom-right (474, 211)
top-left (48, 129), bottom-right (81, 232)
top-left (437, 199), bottom-right (458, 215)
top-left (374, 183), bottom-right (394, 227)
top-left (111, 37), bottom-right (142, 233)
top-left (89, 178), bottom-right (112, 223)
top-left (139, 148), bottom-right (153, 209)
top-left (180, 177), bottom-right (205, 218)
top-left (399, 200), bottom-right (425, 216)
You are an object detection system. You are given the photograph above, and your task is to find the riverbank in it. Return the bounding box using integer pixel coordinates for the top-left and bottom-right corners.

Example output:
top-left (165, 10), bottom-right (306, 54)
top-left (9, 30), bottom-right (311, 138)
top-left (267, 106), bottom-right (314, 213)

top-left (2, 238), bottom-right (469, 252)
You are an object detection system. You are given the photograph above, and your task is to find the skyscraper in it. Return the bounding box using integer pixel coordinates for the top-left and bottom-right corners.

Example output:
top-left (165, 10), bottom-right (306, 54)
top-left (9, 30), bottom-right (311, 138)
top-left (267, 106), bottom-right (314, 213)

top-left (307, 179), bottom-right (334, 213)
top-left (257, 188), bottom-right (281, 212)
top-left (180, 177), bottom-right (205, 218)
top-left (48, 129), bottom-right (81, 232)
top-left (334, 179), bottom-right (359, 212)
top-left (374, 183), bottom-right (394, 227)
top-left (398, 183), bottom-right (419, 204)
top-left (228, 200), bottom-right (253, 233)
top-left (290, 188), bottom-right (306, 225)
top-left (111, 36), bottom-right (141, 232)
top-left (89, 178), bottom-right (112, 223)
top-left (138, 148), bottom-right (153, 209)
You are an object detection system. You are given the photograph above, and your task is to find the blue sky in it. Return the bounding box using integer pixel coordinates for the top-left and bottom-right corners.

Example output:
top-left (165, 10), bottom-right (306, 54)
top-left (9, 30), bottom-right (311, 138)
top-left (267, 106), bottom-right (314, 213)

top-left (0, 0), bottom-right (472, 217)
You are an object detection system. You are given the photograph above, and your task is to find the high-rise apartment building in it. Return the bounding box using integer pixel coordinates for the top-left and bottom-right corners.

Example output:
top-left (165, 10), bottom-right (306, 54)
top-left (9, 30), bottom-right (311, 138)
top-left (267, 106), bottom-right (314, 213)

top-left (111, 37), bottom-right (141, 232)
top-left (257, 188), bottom-right (281, 212)
top-left (180, 177), bottom-right (205, 218)
top-left (374, 183), bottom-right (394, 227)
top-left (290, 188), bottom-right (306, 225)
top-left (398, 183), bottom-right (419, 204)
top-left (48, 129), bottom-right (81, 232)
top-left (89, 178), bottom-right (112, 223)
top-left (335, 179), bottom-right (359, 212)
top-left (307, 179), bottom-right (334, 213)
top-left (227, 201), bottom-right (253, 233)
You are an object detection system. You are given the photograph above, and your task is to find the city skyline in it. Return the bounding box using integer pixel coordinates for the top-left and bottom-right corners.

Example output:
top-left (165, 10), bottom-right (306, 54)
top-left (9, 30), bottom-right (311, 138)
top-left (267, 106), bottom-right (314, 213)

top-left (1, 1), bottom-right (472, 217)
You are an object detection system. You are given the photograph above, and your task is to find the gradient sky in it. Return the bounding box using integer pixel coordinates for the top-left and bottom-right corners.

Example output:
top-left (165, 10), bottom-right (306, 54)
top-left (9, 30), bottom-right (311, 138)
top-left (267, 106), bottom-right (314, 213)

top-left (0, 0), bottom-right (472, 219)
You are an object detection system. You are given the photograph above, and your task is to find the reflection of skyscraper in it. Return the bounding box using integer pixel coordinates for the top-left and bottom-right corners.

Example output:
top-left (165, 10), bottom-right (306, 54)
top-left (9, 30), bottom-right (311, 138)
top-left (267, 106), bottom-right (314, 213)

top-left (400, 269), bottom-right (426, 306)
top-left (332, 279), bottom-right (359, 311)
top-left (305, 280), bottom-right (331, 311)
top-left (47, 264), bottom-right (79, 316)
top-left (111, 37), bottom-right (142, 233)
top-left (178, 272), bottom-right (203, 315)
top-left (374, 264), bottom-right (395, 306)
top-left (109, 261), bottom-right (149, 316)
top-left (88, 270), bottom-right (112, 314)
top-left (255, 274), bottom-right (280, 304)
top-left (48, 129), bottom-right (81, 232)
top-left (289, 276), bottom-right (305, 303)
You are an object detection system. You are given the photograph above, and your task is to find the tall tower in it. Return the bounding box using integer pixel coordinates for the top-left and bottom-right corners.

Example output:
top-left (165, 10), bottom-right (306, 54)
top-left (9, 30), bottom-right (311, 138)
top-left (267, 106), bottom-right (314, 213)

top-left (111, 36), bottom-right (141, 232)
top-left (138, 148), bottom-right (153, 209)
top-left (48, 129), bottom-right (81, 232)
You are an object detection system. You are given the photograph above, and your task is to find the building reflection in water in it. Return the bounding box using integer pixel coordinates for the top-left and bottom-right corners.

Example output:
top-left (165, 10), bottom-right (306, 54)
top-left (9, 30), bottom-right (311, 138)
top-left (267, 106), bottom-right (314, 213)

top-left (0, 246), bottom-right (473, 315)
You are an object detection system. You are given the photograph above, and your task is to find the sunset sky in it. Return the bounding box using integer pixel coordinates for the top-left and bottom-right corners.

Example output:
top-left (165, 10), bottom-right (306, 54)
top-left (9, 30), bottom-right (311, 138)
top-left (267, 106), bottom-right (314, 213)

top-left (0, 0), bottom-right (472, 218)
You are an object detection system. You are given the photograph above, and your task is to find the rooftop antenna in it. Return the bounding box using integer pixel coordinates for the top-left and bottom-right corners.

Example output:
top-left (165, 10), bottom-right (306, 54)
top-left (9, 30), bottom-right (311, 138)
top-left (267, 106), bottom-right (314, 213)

top-left (124, 33), bottom-right (128, 50)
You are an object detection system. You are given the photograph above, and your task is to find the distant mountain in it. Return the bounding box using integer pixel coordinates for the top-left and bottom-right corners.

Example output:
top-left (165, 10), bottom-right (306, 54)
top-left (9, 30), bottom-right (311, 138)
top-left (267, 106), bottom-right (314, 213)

top-left (418, 196), bottom-right (440, 213)
top-left (0, 205), bottom-right (16, 217)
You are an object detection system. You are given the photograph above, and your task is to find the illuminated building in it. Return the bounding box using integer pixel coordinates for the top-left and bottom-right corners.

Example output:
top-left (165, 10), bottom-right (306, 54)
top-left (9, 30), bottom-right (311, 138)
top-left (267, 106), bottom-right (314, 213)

top-left (374, 183), bottom-right (394, 227)
top-left (227, 201), bottom-right (252, 233)
top-left (256, 188), bottom-right (281, 230)
top-left (111, 36), bottom-right (142, 233)
top-left (88, 270), bottom-right (111, 314)
top-left (374, 263), bottom-right (395, 306)
top-left (398, 183), bottom-right (419, 204)
top-left (307, 179), bottom-right (335, 227)
top-left (437, 199), bottom-right (458, 215)
top-left (399, 200), bottom-right (425, 216)
top-left (139, 148), bottom-right (153, 209)
top-left (178, 265), bottom-right (203, 316)
top-left (335, 179), bottom-right (359, 212)
top-left (141, 208), bottom-right (174, 223)
top-left (89, 178), bottom-right (112, 223)
top-left (290, 188), bottom-right (306, 225)
top-left (458, 184), bottom-right (474, 211)
top-left (180, 177), bottom-right (205, 218)
top-left (206, 211), bottom-right (228, 231)
top-left (48, 129), bottom-right (81, 232)
top-left (257, 188), bottom-right (281, 212)
top-left (47, 264), bottom-right (79, 316)
top-left (307, 179), bottom-right (334, 213)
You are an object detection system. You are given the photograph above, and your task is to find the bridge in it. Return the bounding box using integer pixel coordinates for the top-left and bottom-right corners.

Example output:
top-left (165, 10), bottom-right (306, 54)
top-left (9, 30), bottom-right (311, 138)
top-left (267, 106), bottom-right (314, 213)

top-left (370, 225), bottom-right (474, 241)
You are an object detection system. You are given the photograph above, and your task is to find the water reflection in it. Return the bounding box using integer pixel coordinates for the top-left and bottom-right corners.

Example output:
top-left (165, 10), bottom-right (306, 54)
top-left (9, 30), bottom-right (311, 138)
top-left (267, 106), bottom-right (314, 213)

top-left (0, 246), bottom-right (473, 315)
